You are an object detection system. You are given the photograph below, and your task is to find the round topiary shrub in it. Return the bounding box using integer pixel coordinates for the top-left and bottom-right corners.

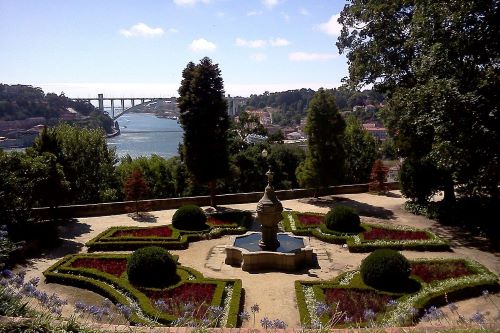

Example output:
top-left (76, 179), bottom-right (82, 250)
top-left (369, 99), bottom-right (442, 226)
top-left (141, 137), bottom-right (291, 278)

top-left (172, 204), bottom-right (208, 231)
top-left (360, 249), bottom-right (411, 291)
top-left (324, 205), bottom-right (361, 232)
top-left (127, 246), bottom-right (178, 288)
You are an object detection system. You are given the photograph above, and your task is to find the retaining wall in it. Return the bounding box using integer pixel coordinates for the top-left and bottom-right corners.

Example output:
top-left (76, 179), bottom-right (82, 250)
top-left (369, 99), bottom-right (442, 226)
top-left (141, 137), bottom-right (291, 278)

top-left (32, 182), bottom-right (399, 219)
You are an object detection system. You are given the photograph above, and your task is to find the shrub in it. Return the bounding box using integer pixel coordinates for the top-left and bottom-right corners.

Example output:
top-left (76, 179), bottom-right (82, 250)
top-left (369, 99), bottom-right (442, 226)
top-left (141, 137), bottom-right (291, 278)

top-left (324, 205), bottom-right (360, 232)
top-left (360, 249), bottom-right (411, 291)
top-left (127, 247), bottom-right (178, 288)
top-left (172, 205), bottom-right (207, 231)
top-left (399, 158), bottom-right (441, 204)
top-left (368, 159), bottom-right (388, 194)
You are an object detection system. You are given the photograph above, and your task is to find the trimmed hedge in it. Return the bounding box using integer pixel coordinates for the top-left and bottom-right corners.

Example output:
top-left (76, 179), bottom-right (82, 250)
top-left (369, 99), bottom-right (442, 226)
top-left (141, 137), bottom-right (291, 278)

top-left (360, 249), bottom-right (411, 291)
top-left (172, 205), bottom-right (208, 231)
top-left (86, 211), bottom-right (252, 252)
top-left (283, 211), bottom-right (450, 252)
top-left (127, 247), bottom-right (178, 288)
top-left (324, 205), bottom-right (361, 233)
top-left (295, 258), bottom-right (499, 328)
top-left (43, 253), bottom-right (242, 327)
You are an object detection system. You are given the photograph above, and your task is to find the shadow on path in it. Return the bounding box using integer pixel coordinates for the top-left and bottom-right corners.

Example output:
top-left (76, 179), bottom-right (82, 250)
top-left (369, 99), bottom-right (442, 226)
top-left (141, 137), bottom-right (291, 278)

top-left (300, 197), bottom-right (395, 220)
top-left (57, 220), bottom-right (91, 240)
top-left (429, 224), bottom-right (500, 255)
top-left (128, 212), bottom-right (158, 223)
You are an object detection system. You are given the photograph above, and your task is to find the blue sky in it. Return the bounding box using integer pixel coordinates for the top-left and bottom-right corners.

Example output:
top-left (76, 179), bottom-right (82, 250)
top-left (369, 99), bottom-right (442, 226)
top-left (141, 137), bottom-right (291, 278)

top-left (0, 0), bottom-right (348, 97)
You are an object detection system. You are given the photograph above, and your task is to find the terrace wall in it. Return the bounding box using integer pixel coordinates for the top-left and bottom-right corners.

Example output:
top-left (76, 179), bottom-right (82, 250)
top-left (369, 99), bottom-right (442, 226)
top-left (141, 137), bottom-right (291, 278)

top-left (32, 182), bottom-right (400, 219)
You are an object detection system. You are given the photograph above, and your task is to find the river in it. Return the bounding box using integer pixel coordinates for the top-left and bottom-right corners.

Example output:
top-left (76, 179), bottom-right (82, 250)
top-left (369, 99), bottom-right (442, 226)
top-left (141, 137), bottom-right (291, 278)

top-left (107, 113), bottom-right (183, 159)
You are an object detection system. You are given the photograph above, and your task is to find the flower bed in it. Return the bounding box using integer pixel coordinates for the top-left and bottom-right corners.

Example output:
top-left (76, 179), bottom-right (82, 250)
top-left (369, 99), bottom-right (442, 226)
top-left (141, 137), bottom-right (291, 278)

top-left (110, 225), bottom-right (174, 238)
top-left (411, 260), bottom-right (473, 283)
top-left (69, 258), bottom-right (128, 277)
top-left (86, 210), bottom-right (252, 252)
top-left (282, 211), bottom-right (449, 252)
top-left (363, 227), bottom-right (429, 241)
top-left (43, 253), bottom-right (242, 327)
top-left (295, 258), bottom-right (498, 328)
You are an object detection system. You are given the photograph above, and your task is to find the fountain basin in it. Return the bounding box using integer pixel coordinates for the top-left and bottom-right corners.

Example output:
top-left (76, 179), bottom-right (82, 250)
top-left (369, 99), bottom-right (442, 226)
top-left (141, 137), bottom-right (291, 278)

top-left (225, 232), bottom-right (315, 272)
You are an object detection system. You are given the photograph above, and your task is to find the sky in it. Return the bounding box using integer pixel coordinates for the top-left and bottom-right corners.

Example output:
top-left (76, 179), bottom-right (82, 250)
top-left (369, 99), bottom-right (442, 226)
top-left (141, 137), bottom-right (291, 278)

top-left (0, 0), bottom-right (349, 98)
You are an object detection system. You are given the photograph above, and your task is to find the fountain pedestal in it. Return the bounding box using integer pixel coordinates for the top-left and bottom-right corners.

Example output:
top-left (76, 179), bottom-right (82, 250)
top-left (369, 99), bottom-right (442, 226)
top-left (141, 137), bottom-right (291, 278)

top-left (256, 170), bottom-right (282, 251)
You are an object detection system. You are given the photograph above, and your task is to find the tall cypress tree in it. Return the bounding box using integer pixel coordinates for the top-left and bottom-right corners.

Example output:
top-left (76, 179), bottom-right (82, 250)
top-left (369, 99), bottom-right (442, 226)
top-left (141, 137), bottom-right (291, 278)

top-left (296, 88), bottom-right (345, 194)
top-left (177, 57), bottom-right (229, 206)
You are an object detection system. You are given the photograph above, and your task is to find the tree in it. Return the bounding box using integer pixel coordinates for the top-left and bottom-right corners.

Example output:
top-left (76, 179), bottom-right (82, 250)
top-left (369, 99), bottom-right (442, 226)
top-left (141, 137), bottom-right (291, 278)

top-left (343, 115), bottom-right (378, 184)
top-left (177, 57), bottom-right (230, 206)
top-left (338, 1), bottom-right (500, 200)
top-left (369, 159), bottom-right (388, 194)
top-left (124, 168), bottom-right (150, 215)
top-left (296, 88), bottom-right (345, 193)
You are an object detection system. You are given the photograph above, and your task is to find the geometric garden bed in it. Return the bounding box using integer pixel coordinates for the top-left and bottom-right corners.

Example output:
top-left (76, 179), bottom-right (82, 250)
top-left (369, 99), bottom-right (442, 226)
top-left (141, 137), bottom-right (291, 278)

top-left (295, 258), bottom-right (498, 328)
top-left (43, 253), bottom-right (242, 327)
top-left (86, 211), bottom-right (252, 252)
top-left (283, 211), bottom-right (450, 252)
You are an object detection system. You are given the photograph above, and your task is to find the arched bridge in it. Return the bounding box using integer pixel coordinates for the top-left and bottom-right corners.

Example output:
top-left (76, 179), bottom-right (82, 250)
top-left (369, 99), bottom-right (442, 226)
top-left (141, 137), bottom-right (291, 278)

top-left (71, 94), bottom-right (176, 120)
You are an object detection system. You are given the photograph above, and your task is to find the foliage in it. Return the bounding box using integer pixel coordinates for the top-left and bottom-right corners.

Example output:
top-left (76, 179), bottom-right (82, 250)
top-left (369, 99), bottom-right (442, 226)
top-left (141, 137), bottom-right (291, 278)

top-left (297, 89), bottom-right (345, 190)
top-left (369, 160), bottom-right (388, 194)
top-left (338, 1), bottom-right (500, 200)
top-left (399, 158), bottom-right (441, 203)
top-left (127, 246), bottom-right (178, 288)
top-left (233, 111), bottom-right (267, 141)
top-left (246, 88), bottom-right (384, 126)
top-left (123, 168), bottom-right (149, 214)
top-left (360, 249), bottom-right (411, 291)
top-left (178, 57), bottom-right (230, 206)
top-left (343, 115), bottom-right (378, 184)
top-left (324, 206), bottom-right (360, 233)
top-left (172, 205), bottom-right (208, 231)
top-left (30, 123), bottom-right (118, 204)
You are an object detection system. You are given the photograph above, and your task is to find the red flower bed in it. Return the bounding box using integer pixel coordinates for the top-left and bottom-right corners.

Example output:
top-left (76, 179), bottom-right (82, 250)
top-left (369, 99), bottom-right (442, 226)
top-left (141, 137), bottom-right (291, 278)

top-left (110, 226), bottom-right (173, 238)
top-left (69, 258), bottom-right (127, 277)
top-left (207, 216), bottom-right (234, 226)
top-left (363, 227), bottom-right (429, 241)
top-left (143, 283), bottom-right (216, 317)
top-left (411, 261), bottom-right (472, 283)
top-left (324, 288), bottom-right (393, 323)
top-left (297, 214), bottom-right (324, 226)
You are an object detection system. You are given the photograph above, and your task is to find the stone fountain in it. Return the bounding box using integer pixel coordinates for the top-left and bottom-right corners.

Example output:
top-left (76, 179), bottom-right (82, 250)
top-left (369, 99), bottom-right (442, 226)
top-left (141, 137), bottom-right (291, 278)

top-left (225, 152), bottom-right (314, 272)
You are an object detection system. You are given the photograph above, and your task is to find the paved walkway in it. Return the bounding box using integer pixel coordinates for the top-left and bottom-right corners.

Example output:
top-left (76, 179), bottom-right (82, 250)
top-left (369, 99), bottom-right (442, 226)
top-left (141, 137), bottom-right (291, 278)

top-left (15, 191), bottom-right (500, 328)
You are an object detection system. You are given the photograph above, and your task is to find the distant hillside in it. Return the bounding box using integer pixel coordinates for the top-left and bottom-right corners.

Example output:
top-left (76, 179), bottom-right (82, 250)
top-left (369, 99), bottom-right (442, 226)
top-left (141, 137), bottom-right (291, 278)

top-left (0, 84), bottom-right (113, 133)
top-left (246, 88), bottom-right (385, 126)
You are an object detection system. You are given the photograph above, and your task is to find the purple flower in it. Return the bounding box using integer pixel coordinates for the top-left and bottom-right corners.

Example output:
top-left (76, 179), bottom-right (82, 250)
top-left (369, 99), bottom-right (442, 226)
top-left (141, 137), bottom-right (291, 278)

top-left (273, 319), bottom-right (287, 329)
top-left (239, 310), bottom-right (250, 322)
top-left (315, 302), bottom-right (329, 317)
top-left (74, 301), bottom-right (88, 313)
top-left (363, 309), bottom-right (376, 321)
top-left (482, 290), bottom-right (489, 297)
top-left (448, 302), bottom-right (458, 312)
top-left (154, 299), bottom-right (168, 312)
top-left (387, 299), bottom-right (398, 307)
top-left (116, 304), bottom-right (132, 319)
top-left (1, 269), bottom-right (13, 279)
top-left (260, 317), bottom-right (273, 329)
top-left (470, 312), bottom-right (485, 325)
top-left (28, 277), bottom-right (40, 287)
top-left (208, 305), bottom-right (224, 318)
top-left (251, 303), bottom-right (260, 313)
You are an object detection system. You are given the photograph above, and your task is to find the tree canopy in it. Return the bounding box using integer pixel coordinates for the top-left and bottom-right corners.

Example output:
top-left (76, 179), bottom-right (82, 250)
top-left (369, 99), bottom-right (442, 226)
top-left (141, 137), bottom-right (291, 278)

top-left (177, 57), bottom-right (230, 205)
top-left (296, 88), bottom-right (345, 190)
top-left (338, 0), bottom-right (500, 199)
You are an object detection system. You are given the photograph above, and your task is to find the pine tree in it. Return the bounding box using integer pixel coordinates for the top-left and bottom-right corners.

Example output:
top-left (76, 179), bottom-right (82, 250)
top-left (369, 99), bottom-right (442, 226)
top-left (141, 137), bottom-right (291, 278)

top-left (177, 57), bottom-right (229, 206)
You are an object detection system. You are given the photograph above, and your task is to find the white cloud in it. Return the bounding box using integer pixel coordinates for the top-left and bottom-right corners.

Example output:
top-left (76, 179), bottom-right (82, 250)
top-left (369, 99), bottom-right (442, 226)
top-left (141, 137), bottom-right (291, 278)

top-left (173, 0), bottom-right (210, 6)
top-left (282, 12), bottom-right (290, 22)
top-left (167, 28), bottom-right (179, 34)
top-left (247, 10), bottom-right (263, 16)
top-left (119, 23), bottom-right (164, 38)
top-left (299, 8), bottom-right (310, 16)
top-left (288, 52), bottom-right (337, 61)
top-left (189, 38), bottom-right (217, 52)
top-left (269, 38), bottom-right (290, 47)
top-left (235, 38), bottom-right (266, 48)
top-left (216, 11), bottom-right (225, 17)
top-left (250, 53), bottom-right (267, 62)
top-left (262, 0), bottom-right (280, 9)
top-left (317, 13), bottom-right (342, 37)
